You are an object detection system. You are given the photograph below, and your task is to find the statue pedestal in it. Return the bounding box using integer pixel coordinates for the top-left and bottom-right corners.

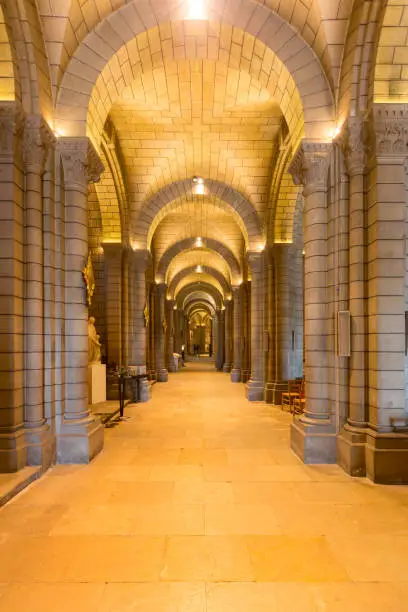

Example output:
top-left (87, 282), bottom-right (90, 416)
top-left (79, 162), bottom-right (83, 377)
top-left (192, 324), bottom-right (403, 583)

top-left (88, 363), bottom-right (106, 405)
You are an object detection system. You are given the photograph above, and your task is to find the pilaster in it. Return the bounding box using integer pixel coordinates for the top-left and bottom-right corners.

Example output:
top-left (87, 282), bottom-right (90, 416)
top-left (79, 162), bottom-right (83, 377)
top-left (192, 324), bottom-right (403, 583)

top-left (23, 115), bottom-right (56, 469)
top-left (0, 102), bottom-right (26, 471)
top-left (246, 251), bottom-right (265, 402)
top-left (155, 283), bottom-right (168, 382)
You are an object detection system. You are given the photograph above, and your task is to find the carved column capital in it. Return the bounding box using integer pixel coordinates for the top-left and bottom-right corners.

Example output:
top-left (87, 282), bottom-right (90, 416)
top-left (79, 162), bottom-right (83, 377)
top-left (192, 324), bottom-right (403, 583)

top-left (0, 101), bottom-right (24, 162)
top-left (23, 115), bottom-right (56, 173)
top-left (369, 103), bottom-right (408, 160)
top-left (59, 137), bottom-right (104, 191)
top-left (288, 140), bottom-right (331, 196)
top-left (338, 115), bottom-right (367, 176)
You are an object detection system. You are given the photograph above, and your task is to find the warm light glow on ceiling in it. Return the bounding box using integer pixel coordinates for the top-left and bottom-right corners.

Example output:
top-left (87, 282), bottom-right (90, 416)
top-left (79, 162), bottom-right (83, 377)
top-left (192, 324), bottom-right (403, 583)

top-left (196, 265), bottom-right (203, 273)
top-left (195, 237), bottom-right (203, 248)
top-left (186, 0), bottom-right (207, 20)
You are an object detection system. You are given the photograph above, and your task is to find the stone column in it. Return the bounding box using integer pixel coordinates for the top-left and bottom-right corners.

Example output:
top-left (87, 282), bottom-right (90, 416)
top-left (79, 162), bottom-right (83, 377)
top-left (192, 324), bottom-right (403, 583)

top-left (128, 249), bottom-right (150, 402)
top-left (289, 140), bottom-right (335, 463)
top-left (223, 299), bottom-right (233, 372)
top-left (241, 282), bottom-right (251, 383)
top-left (166, 298), bottom-right (176, 372)
top-left (265, 243), bottom-right (303, 404)
top-left (103, 243), bottom-right (123, 366)
top-left (22, 116), bottom-right (55, 468)
top-left (148, 283), bottom-right (156, 379)
top-left (155, 283), bottom-right (168, 382)
top-left (215, 309), bottom-right (224, 371)
top-left (0, 102), bottom-right (27, 471)
top-left (246, 252), bottom-right (264, 401)
top-left (58, 137), bottom-right (104, 464)
top-left (231, 286), bottom-right (242, 382)
top-left (363, 105), bottom-right (408, 482)
top-left (174, 306), bottom-right (180, 353)
top-left (337, 116), bottom-right (368, 476)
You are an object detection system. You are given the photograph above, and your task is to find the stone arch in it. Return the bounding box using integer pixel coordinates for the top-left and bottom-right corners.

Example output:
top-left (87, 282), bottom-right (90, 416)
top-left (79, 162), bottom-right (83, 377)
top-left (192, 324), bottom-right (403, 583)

top-left (141, 179), bottom-right (262, 251)
top-left (0, 5), bottom-right (17, 102)
top-left (373, 0), bottom-right (408, 103)
top-left (188, 305), bottom-right (213, 320)
top-left (183, 293), bottom-right (217, 312)
top-left (178, 282), bottom-right (223, 310)
top-left (2, 0), bottom-right (53, 124)
top-left (169, 266), bottom-right (231, 300)
top-left (157, 238), bottom-right (241, 284)
top-left (174, 273), bottom-right (224, 301)
top-left (338, 0), bottom-right (387, 123)
top-left (167, 249), bottom-right (232, 286)
top-left (55, 1), bottom-right (334, 143)
top-left (185, 299), bottom-right (215, 317)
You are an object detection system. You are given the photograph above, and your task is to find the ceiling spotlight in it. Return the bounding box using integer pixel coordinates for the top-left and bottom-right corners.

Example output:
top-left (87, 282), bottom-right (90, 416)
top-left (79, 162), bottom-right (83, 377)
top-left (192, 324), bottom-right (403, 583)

top-left (195, 237), bottom-right (203, 247)
top-left (196, 265), bottom-right (203, 273)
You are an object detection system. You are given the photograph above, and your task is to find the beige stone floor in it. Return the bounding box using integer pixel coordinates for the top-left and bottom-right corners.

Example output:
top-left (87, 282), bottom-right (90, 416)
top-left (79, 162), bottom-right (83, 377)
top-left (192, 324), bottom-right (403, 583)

top-left (1, 362), bottom-right (408, 610)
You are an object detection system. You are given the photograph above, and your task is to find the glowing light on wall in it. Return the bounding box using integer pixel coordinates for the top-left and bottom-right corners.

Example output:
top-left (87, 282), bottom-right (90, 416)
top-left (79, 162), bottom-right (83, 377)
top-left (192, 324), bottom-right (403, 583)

top-left (186, 0), bottom-right (207, 20)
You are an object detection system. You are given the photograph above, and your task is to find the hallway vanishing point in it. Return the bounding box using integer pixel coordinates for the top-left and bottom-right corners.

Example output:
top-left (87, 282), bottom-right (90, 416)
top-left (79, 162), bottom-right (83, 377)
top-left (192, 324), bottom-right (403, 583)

top-left (1, 365), bottom-right (408, 611)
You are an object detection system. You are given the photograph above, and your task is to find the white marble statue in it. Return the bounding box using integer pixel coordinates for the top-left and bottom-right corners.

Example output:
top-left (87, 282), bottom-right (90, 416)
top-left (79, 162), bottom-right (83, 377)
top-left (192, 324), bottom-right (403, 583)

top-left (88, 316), bottom-right (102, 364)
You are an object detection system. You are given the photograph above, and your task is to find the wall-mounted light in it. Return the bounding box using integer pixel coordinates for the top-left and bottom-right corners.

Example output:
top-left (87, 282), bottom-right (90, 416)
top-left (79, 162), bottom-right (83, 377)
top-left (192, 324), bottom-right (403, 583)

top-left (192, 176), bottom-right (205, 195)
top-left (195, 237), bottom-right (203, 248)
top-left (196, 265), bottom-right (203, 273)
top-left (186, 0), bottom-right (207, 20)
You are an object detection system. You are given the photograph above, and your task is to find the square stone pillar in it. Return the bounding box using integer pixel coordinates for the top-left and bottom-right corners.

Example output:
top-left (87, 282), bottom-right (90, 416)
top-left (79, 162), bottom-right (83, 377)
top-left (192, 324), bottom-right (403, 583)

top-left (103, 242), bottom-right (123, 367)
top-left (0, 102), bottom-right (27, 472)
top-left (231, 285), bottom-right (242, 382)
top-left (246, 252), bottom-right (265, 401)
top-left (363, 105), bottom-right (408, 482)
top-left (57, 137), bottom-right (104, 464)
top-left (223, 299), bottom-right (233, 372)
top-left (155, 283), bottom-right (168, 382)
top-left (128, 249), bottom-right (151, 402)
top-left (23, 115), bottom-right (56, 469)
top-left (166, 299), bottom-right (176, 372)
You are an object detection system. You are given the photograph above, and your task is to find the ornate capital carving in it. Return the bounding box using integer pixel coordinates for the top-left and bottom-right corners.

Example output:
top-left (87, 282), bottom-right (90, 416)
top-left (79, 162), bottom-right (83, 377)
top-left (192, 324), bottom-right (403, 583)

top-left (59, 137), bottom-right (104, 190)
top-left (0, 101), bottom-right (24, 161)
top-left (23, 115), bottom-right (56, 173)
top-left (339, 115), bottom-right (367, 176)
top-left (288, 141), bottom-right (331, 196)
top-left (370, 103), bottom-right (408, 158)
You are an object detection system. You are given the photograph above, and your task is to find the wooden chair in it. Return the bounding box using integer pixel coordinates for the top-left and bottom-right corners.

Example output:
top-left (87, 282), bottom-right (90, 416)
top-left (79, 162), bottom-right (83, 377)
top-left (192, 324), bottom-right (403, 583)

top-left (293, 379), bottom-right (306, 414)
top-left (281, 379), bottom-right (302, 412)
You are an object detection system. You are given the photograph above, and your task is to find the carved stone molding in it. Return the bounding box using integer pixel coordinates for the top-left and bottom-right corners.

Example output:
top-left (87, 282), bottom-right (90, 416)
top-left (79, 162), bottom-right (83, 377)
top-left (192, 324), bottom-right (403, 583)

top-left (0, 101), bottom-right (24, 161)
top-left (339, 115), bottom-right (367, 176)
top-left (59, 137), bottom-right (104, 190)
top-left (288, 140), bottom-right (332, 196)
top-left (370, 103), bottom-right (408, 158)
top-left (23, 114), bottom-right (56, 173)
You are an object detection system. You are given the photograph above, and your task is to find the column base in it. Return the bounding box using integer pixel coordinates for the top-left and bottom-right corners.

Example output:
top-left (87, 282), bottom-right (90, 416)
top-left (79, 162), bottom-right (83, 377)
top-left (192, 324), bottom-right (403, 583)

top-left (168, 362), bottom-right (177, 373)
top-left (0, 428), bottom-right (27, 472)
top-left (291, 417), bottom-right (337, 464)
top-left (265, 381), bottom-right (288, 405)
top-left (241, 369), bottom-right (250, 383)
top-left (157, 369), bottom-right (168, 382)
top-left (336, 425), bottom-right (367, 477)
top-left (223, 363), bottom-right (232, 373)
top-left (25, 424), bottom-right (55, 470)
top-left (246, 379), bottom-right (264, 402)
top-left (138, 378), bottom-right (151, 403)
top-left (57, 415), bottom-right (104, 464)
top-left (365, 429), bottom-right (408, 484)
top-left (231, 368), bottom-right (241, 383)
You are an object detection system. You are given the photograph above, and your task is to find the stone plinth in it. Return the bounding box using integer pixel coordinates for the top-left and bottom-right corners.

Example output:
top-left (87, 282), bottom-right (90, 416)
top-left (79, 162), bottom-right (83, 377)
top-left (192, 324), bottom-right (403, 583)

top-left (88, 363), bottom-right (106, 405)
